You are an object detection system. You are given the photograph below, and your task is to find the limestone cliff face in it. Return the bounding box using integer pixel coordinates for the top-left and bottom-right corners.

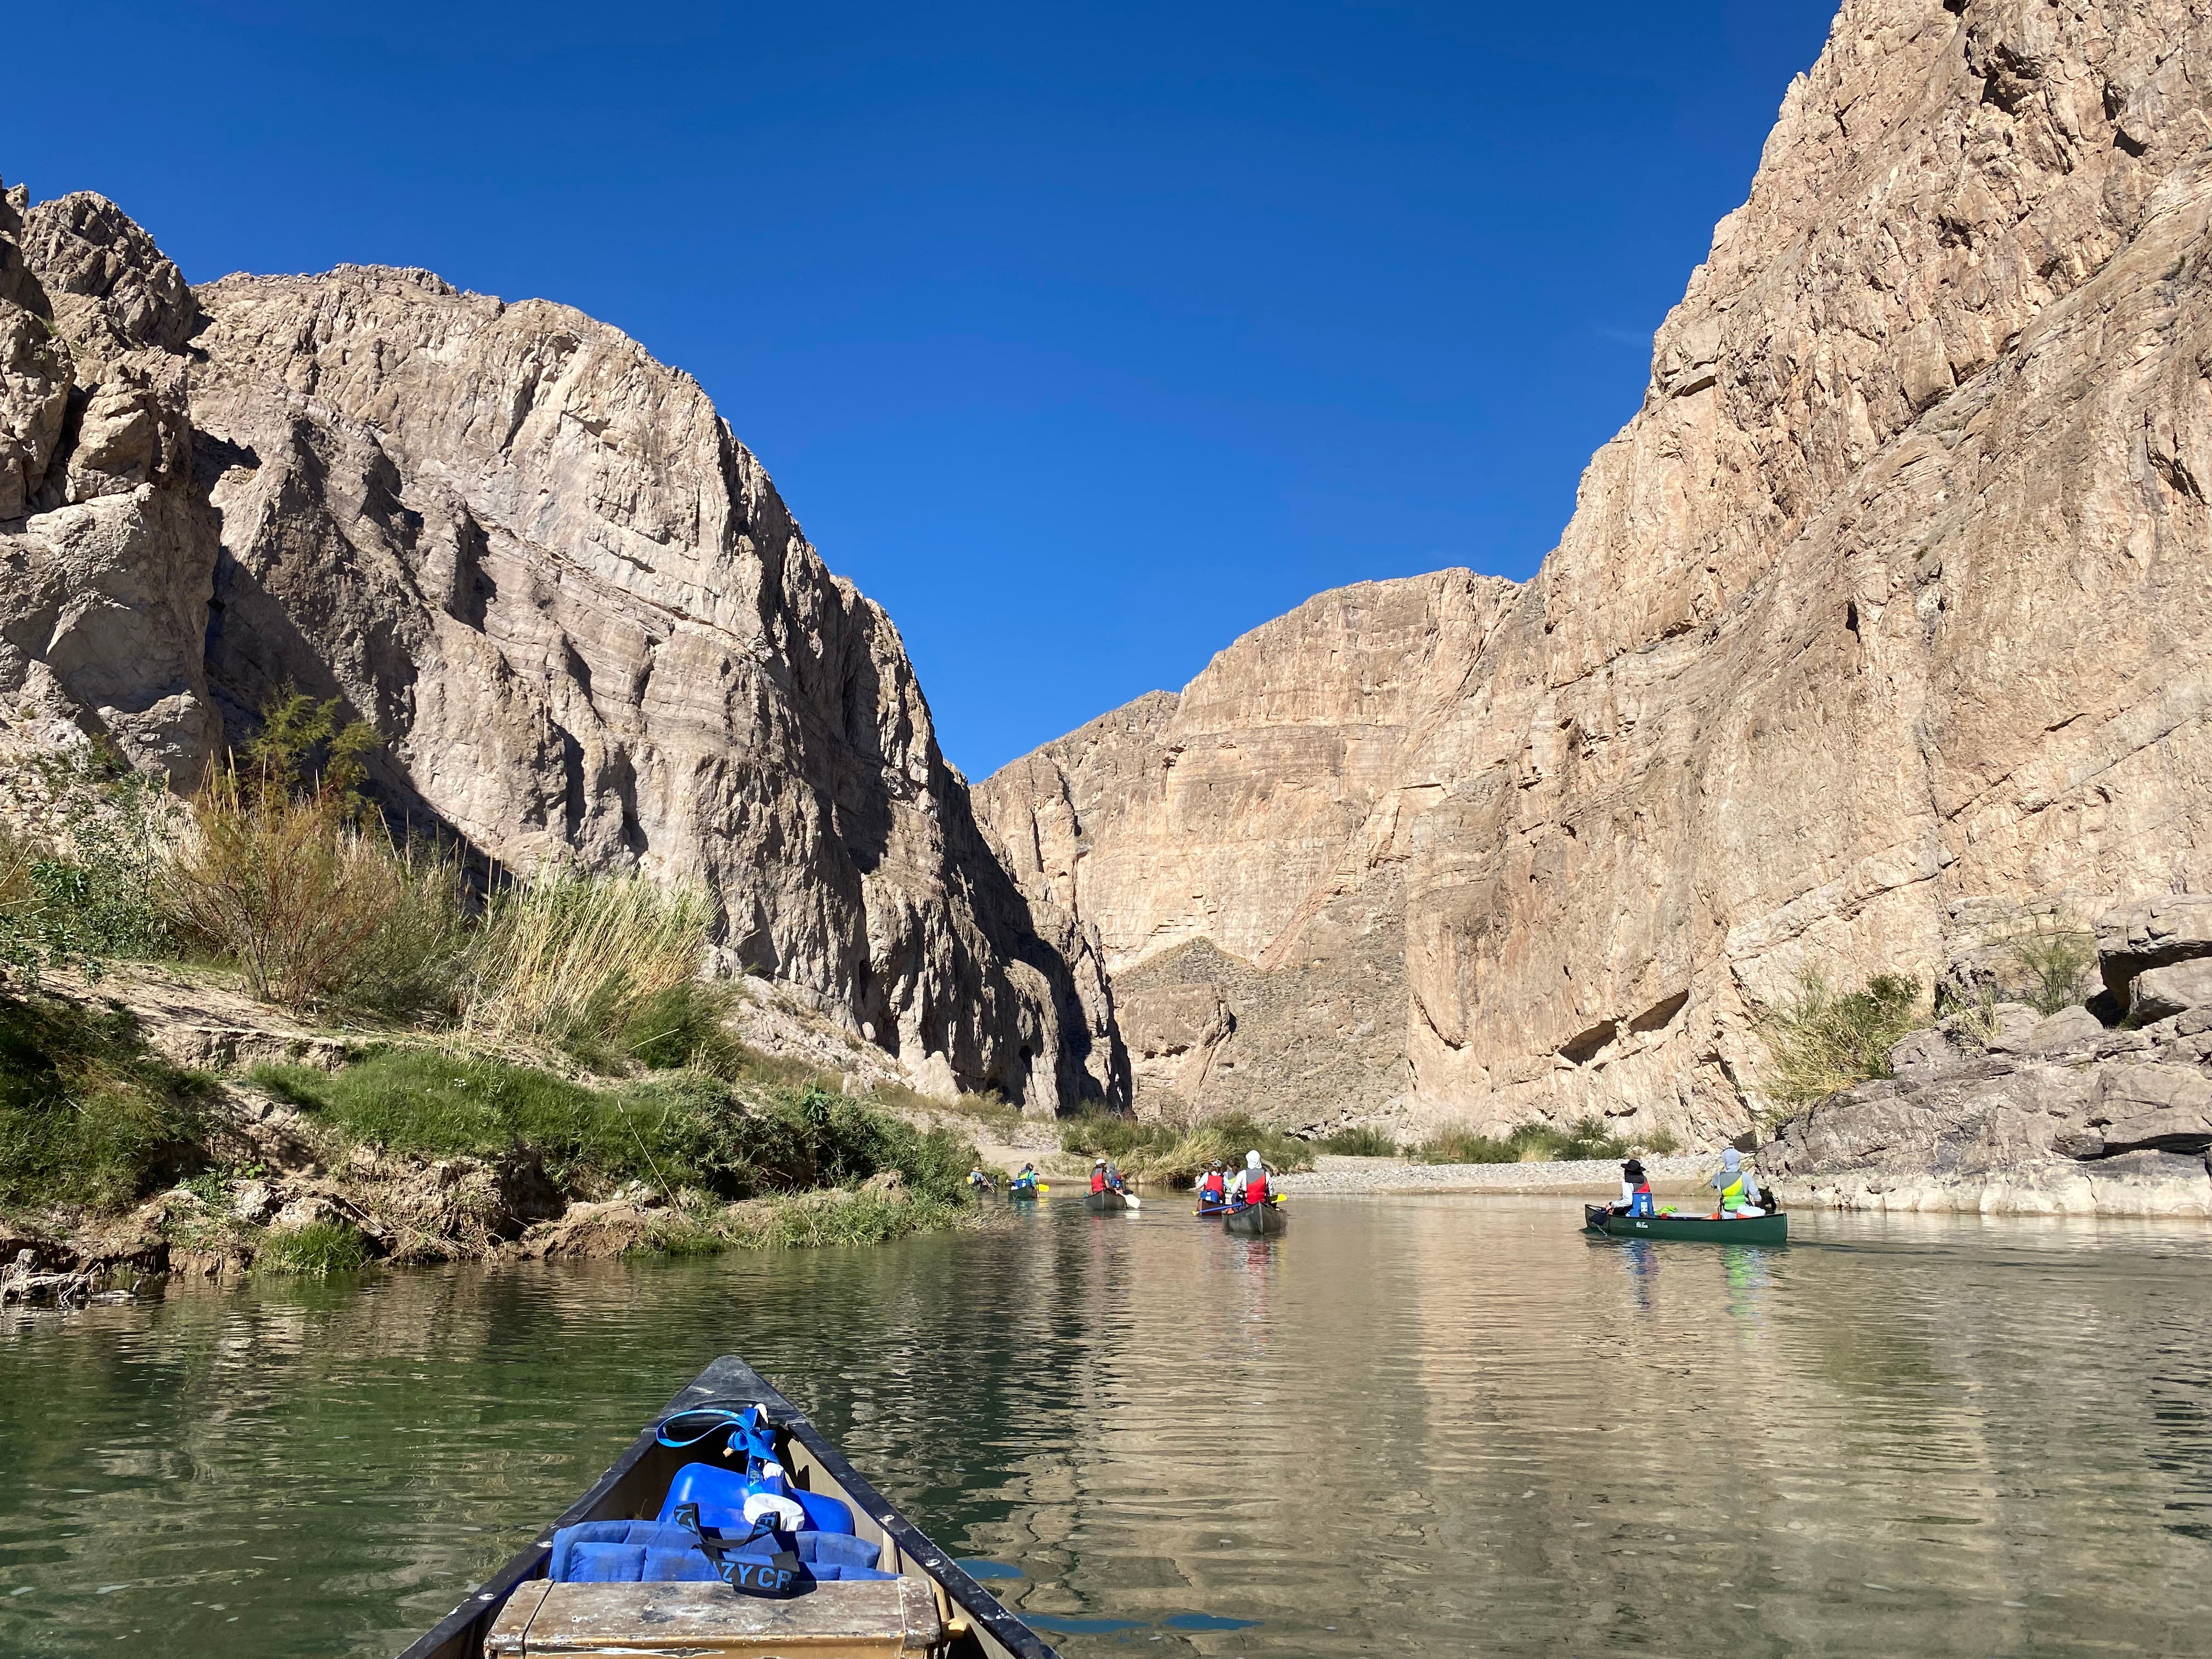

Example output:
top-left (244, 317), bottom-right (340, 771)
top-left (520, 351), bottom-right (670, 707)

top-left (1, 191), bottom-right (1115, 1111)
top-left (979, 0), bottom-right (2212, 1141)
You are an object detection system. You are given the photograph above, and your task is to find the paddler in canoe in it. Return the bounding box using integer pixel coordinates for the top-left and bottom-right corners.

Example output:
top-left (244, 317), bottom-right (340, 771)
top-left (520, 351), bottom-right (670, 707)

top-left (1196, 1161), bottom-right (1229, 1213)
top-left (1707, 1147), bottom-right (1767, 1218)
top-left (1227, 1150), bottom-right (1272, 1209)
top-left (1008, 1161), bottom-right (1041, 1197)
top-left (1611, 1157), bottom-right (1655, 1218)
top-left (1089, 1159), bottom-right (1128, 1198)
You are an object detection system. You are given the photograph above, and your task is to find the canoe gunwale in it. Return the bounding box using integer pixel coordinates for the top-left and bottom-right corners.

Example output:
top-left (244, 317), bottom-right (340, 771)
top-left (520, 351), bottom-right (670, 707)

top-left (393, 1354), bottom-right (1059, 1659)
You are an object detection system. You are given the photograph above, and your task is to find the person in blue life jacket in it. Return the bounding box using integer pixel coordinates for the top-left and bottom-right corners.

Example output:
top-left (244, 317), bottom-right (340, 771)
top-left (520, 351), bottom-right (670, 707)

top-left (1103, 1160), bottom-right (1128, 1194)
top-left (1008, 1162), bottom-right (1039, 1194)
top-left (1613, 1158), bottom-right (1656, 1217)
top-left (1708, 1147), bottom-right (1765, 1217)
top-left (966, 1166), bottom-right (996, 1194)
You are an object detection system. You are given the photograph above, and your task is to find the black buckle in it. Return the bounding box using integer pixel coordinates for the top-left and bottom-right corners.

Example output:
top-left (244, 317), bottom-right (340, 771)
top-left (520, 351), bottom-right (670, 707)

top-left (670, 1502), bottom-right (810, 1598)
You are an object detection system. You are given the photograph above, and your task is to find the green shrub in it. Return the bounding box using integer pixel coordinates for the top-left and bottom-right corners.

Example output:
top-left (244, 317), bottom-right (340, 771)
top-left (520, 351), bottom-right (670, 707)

top-left (331, 842), bottom-right (472, 1019)
top-left (1, 754), bottom-right (177, 984)
top-left (1407, 1116), bottom-right (1628, 1165)
top-left (252, 1054), bottom-right (977, 1205)
top-left (1318, 1125), bottom-right (1400, 1156)
top-left (1640, 1127), bottom-right (1681, 1156)
top-left (254, 1220), bottom-right (370, 1276)
top-left (1757, 972), bottom-right (1925, 1115)
top-left (0, 995), bottom-right (212, 1211)
top-left (2006, 928), bottom-right (2096, 1016)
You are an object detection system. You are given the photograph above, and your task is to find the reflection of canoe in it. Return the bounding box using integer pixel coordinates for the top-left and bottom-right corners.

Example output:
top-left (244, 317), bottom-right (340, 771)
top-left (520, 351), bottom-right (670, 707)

top-left (399, 1353), bottom-right (1059, 1659)
top-left (1084, 1190), bottom-right (1129, 1213)
top-left (1583, 1204), bottom-right (1787, 1245)
top-left (1222, 1203), bottom-right (1286, 1236)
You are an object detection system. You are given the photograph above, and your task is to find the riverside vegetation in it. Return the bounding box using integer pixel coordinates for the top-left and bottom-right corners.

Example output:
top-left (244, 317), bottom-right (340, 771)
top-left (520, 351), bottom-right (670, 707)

top-left (0, 701), bottom-right (990, 1279)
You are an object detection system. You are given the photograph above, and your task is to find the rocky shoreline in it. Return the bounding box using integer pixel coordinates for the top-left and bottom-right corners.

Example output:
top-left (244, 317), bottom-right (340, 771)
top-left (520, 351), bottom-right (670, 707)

top-left (1760, 899), bottom-right (2212, 1218)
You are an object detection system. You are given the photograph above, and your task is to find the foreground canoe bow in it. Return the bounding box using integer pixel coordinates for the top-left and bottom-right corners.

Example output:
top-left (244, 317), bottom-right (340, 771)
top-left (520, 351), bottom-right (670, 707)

top-left (397, 1355), bottom-right (1058, 1659)
top-left (1583, 1204), bottom-right (1787, 1245)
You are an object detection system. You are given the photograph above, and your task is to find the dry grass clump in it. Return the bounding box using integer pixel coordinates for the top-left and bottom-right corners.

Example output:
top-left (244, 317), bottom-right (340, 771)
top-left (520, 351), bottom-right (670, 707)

top-left (458, 873), bottom-right (709, 1051)
top-left (1757, 972), bottom-right (1924, 1115)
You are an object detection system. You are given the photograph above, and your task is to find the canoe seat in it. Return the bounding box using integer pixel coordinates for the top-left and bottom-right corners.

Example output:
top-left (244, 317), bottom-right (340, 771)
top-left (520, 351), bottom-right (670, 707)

top-left (488, 1574), bottom-right (946, 1656)
top-left (549, 1521), bottom-right (890, 1584)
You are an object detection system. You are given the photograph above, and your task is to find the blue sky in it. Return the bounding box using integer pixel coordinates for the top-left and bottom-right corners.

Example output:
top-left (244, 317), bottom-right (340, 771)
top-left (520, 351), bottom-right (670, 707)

top-left (5, 1), bottom-right (1839, 778)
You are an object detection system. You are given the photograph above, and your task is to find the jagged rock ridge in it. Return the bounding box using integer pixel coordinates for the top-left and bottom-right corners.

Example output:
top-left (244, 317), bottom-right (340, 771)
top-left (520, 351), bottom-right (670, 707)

top-left (0, 188), bottom-right (1120, 1111)
top-left (979, 0), bottom-right (2212, 1143)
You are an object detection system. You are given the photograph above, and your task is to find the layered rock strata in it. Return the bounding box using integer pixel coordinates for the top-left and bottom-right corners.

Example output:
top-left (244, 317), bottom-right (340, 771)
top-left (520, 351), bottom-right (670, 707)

top-left (1763, 899), bottom-right (2212, 1215)
top-left (0, 181), bottom-right (1117, 1110)
top-left (980, 0), bottom-right (2212, 1144)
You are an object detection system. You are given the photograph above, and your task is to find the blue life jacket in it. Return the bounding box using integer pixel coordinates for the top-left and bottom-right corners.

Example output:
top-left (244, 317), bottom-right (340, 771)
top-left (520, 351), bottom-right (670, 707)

top-left (661, 1459), bottom-right (857, 1536)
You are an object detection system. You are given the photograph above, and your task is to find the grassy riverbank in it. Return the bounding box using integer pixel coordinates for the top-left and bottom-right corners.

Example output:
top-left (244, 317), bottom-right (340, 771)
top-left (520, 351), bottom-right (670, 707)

top-left (0, 984), bottom-right (992, 1280)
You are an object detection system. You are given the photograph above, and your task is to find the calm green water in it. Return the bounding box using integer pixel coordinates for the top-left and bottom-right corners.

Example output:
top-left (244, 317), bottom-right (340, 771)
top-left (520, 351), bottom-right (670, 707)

top-left (2, 1197), bottom-right (2209, 1657)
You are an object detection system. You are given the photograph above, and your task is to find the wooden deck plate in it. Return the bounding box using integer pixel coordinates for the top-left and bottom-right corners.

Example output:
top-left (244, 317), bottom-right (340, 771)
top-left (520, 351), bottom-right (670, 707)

top-left (486, 1575), bottom-right (945, 1656)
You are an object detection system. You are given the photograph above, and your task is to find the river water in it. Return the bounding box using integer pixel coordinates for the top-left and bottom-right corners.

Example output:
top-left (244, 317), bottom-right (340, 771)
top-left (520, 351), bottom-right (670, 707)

top-left (2, 1195), bottom-right (2209, 1658)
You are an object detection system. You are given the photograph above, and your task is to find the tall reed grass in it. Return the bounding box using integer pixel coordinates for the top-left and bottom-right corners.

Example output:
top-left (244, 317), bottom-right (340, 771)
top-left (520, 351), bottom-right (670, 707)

top-left (458, 873), bottom-right (709, 1052)
top-left (1756, 972), bottom-right (1923, 1115)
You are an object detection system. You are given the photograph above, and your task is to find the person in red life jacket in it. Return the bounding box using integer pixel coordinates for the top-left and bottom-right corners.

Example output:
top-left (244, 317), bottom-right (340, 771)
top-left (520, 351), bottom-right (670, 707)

top-left (1229, 1150), bottom-right (1270, 1208)
top-left (1089, 1159), bottom-right (1109, 1195)
top-left (1612, 1158), bottom-right (1655, 1218)
top-left (1198, 1162), bottom-right (1228, 1207)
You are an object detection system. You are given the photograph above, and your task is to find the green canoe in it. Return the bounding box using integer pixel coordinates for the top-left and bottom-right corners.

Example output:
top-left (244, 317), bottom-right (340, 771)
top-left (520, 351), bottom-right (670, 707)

top-left (1583, 1204), bottom-right (1787, 1245)
top-left (1222, 1201), bottom-right (1286, 1235)
top-left (1084, 1190), bottom-right (1129, 1213)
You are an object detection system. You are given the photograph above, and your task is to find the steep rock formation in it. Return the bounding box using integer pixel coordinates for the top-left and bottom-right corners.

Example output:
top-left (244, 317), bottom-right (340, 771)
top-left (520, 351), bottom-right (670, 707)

top-left (980, 0), bottom-right (2212, 1142)
top-left (0, 185), bottom-right (1116, 1110)
top-left (0, 185), bottom-right (223, 778)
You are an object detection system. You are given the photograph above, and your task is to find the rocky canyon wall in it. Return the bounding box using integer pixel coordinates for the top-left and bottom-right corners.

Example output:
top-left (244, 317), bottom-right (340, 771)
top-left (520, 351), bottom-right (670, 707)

top-left (0, 185), bottom-right (1119, 1111)
top-left (978, 0), bottom-right (2212, 1143)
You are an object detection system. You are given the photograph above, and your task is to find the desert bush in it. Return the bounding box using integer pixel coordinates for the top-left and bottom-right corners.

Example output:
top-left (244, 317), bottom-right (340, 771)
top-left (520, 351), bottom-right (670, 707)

top-left (1757, 972), bottom-right (1924, 1114)
top-left (1639, 1127), bottom-right (1681, 1156)
top-left (459, 873), bottom-right (708, 1053)
top-left (166, 773), bottom-right (409, 1008)
top-left (1318, 1125), bottom-right (1400, 1156)
top-left (0, 994), bottom-right (213, 1212)
top-left (1406, 1116), bottom-right (1629, 1165)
